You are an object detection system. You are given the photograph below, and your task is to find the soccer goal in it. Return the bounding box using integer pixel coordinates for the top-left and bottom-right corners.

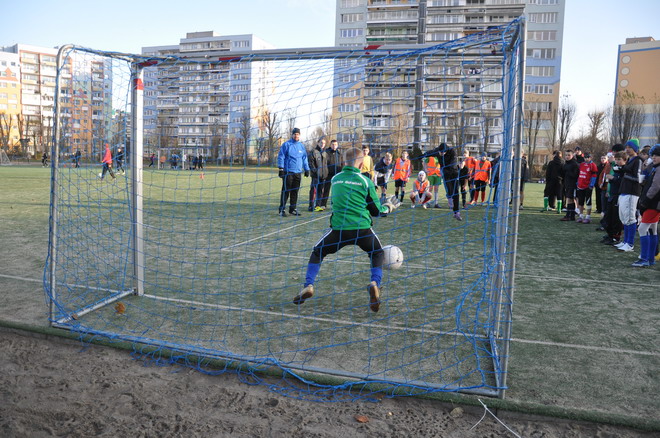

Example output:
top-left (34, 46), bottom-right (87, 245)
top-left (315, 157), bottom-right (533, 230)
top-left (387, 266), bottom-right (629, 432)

top-left (45, 19), bottom-right (525, 399)
top-left (0, 149), bottom-right (11, 165)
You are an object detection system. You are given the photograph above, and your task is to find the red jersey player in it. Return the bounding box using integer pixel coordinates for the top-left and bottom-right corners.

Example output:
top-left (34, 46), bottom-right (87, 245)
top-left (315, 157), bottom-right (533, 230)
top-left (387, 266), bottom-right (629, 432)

top-left (575, 152), bottom-right (598, 223)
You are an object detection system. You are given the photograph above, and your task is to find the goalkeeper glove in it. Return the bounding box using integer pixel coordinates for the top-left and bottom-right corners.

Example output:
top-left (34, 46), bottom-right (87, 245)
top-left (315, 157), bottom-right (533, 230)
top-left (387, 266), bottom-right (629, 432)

top-left (304, 170), bottom-right (309, 177)
top-left (383, 198), bottom-right (402, 214)
top-left (278, 168), bottom-right (285, 178)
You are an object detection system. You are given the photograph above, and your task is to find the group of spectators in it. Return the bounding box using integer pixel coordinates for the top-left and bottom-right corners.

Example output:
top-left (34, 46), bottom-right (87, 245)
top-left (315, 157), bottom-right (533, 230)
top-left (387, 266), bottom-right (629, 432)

top-left (542, 140), bottom-right (660, 268)
top-left (277, 128), bottom-right (529, 223)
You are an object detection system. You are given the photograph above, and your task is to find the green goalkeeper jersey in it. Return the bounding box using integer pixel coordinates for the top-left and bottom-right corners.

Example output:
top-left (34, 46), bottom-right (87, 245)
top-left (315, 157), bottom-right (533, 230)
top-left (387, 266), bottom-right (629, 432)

top-left (330, 165), bottom-right (389, 230)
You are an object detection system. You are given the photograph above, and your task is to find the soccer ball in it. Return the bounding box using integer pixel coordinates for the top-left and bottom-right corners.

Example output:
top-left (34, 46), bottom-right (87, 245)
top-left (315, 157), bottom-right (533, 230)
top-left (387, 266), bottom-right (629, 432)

top-left (98, 172), bottom-right (103, 178)
top-left (382, 245), bottom-right (404, 270)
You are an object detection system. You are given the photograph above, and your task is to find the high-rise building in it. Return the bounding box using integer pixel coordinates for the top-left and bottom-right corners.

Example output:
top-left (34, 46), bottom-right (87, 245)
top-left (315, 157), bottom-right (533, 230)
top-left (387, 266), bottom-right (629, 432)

top-left (142, 32), bottom-right (275, 158)
top-left (334, 0), bottom-right (565, 157)
top-left (614, 37), bottom-right (660, 146)
top-left (0, 51), bottom-right (21, 151)
top-left (1, 43), bottom-right (112, 158)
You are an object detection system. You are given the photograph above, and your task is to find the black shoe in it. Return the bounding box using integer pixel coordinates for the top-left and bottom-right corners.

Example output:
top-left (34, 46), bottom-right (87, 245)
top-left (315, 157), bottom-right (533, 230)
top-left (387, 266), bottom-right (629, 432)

top-left (279, 210), bottom-right (287, 217)
top-left (595, 227), bottom-right (605, 231)
top-left (308, 206), bottom-right (313, 212)
top-left (600, 236), bottom-right (612, 244)
top-left (289, 210), bottom-right (301, 216)
top-left (604, 238), bottom-right (619, 246)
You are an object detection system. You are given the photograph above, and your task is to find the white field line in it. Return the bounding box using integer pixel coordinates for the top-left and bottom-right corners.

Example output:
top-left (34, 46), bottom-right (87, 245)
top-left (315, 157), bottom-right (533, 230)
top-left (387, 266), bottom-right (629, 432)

top-left (1, 268), bottom-right (656, 358)
top-left (143, 292), bottom-right (657, 358)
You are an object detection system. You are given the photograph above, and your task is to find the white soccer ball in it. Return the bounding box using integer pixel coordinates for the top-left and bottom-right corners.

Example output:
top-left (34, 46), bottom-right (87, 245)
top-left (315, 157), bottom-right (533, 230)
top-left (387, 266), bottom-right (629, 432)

top-left (98, 172), bottom-right (103, 178)
top-left (382, 245), bottom-right (404, 270)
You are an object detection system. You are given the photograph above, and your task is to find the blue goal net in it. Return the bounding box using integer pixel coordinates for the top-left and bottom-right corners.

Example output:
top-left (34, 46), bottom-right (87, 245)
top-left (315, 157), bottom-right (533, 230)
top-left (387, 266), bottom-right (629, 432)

top-left (45, 19), bottom-right (525, 399)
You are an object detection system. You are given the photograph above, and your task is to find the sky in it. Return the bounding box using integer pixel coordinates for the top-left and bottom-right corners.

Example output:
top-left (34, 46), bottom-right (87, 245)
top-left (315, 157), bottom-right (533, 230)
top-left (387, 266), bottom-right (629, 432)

top-left (1, 0), bottom-right (658, 139)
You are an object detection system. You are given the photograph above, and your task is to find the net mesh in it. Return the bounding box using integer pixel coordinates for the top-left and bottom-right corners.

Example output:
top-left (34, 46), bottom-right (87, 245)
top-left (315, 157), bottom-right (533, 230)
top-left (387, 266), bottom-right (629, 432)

top-left (45, 19), bottom-right (523, 399)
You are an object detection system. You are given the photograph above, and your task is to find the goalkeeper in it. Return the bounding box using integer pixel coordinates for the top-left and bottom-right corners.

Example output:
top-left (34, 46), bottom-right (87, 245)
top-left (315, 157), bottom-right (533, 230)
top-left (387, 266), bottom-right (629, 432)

top-left (294, 147), bottom-right (400, 313)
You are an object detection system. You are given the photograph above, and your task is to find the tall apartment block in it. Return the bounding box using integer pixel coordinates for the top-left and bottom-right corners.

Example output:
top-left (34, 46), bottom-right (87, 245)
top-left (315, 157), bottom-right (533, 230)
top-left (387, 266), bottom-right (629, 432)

top-left (142, 32), bottom-right (275, 158)
top-left (0, 51), bottom-right (21, 150)
top-left (334, 0), bottom-right (565, 156)
top-left (614, 37), bottom-right (660, 146)
top-left (1, 43), bottom-right (113, 157)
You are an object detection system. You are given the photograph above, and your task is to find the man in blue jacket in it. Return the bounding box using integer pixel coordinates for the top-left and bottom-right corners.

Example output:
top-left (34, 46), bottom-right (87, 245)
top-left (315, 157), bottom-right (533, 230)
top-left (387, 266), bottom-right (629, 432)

top-left (277, 128), bottom-right (310, 216)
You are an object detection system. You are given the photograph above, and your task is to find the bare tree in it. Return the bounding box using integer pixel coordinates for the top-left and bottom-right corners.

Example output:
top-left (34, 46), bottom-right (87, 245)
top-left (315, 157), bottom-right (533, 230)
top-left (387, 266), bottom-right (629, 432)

top-left (322, 111), bottom-right (332, 140)
top-left (209, 121), bottom-right (226, 165)
top-left (611, 90), bottom-right (644, 144)
top-left (653, 102), bottom-right (660, 144)
top-left (237, 115), bottom-right (252, 166)
top-left (391, 109), bottom-right (409, 159)
top-left (587, 110), bottom-right (606, 144)
top-left (525, 106), bottom-right (543, 174)
top-left (283, 108), bottom-right (297, 137)
top-left (0, 112), bottom-right (14, 152)
top-left (557, 96), bottom-right (576, 151)
top-left (261, 109), bottom-right (280, 166)
top-left (17, 114), bottom-right (33, 156)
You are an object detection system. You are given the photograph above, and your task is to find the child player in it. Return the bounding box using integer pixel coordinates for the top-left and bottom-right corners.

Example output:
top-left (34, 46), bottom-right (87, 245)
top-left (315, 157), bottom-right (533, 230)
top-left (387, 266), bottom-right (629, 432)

top-left (393, 150), bottom-right (412, 203)
top-left (374, 152), bottom-right (394, 204)
top-left (423, 153), bottom-right (443, 208)
top-left (294, 147), bottom-right (400, 313)
top-left (410, 170), bottom-right (433, 208)
top-left (100, 143), bottom-right (116, 180)
top-left (575, 152), bottom-right (598, 224)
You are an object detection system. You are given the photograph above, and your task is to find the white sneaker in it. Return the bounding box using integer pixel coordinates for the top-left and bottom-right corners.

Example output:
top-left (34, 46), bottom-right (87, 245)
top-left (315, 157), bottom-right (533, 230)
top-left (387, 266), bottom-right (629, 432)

top-left (411, 204), bottom-right (416, 209)
top-left (614, 242), bottom-right (626, 249)
top-left (617, 243), bottom-right (634, 252)
top-left (422, 203), bottom-right (427, 209)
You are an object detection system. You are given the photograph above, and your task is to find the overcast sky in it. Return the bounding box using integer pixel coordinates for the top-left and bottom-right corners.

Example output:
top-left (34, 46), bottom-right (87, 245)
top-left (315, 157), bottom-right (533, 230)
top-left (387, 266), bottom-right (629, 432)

top-left (1, 0), bottom-right (658, 138)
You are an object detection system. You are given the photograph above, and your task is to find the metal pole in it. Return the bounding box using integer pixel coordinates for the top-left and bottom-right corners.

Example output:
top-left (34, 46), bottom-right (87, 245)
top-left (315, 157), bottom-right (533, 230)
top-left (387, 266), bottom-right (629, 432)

top-left (131, 63), bottom-right (145, 296)
top-left (498, 18), bottom-right (526, 399)
top-left (48, 44), bottom-right (73, 324)
top-left (412, 0), bottom-right (427, 152)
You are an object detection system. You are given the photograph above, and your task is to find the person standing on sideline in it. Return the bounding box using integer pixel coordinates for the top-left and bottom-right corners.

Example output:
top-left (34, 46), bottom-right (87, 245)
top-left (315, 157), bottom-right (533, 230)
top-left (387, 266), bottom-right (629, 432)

top-left (148, 153), bottom-right (155, 168)
top-left (293, 147), bottom-right (400, 312)
top-left (115, 146), bottom-right (125, 175)
top-left (419, 142), bottom-right (462, 220)
top-left (423, 153), bottom-right (443, 208)
top-left (374, 152), bottom-right (394, 204)
top-left (393, 150), bottom-right (412, 203)
top-left (615, 139), bottom-right (643, 252)
top-left (490, 152), bottom-right (501, 205)
top-left (277, 128), bottom-right (310, 217)
top-left (41, 151), bottom-right (49, 167)
top-left (197, 154), bottom-right (204, 170)
top-left (308, 137), bottom-right (327, 212)
top-left (574, 146), bottom-right (585, 164)
top-left (595, 155), bottom-right (607, 214)
top-left (560, 149), bottom-right (579, 222)
top-left (359, 145), bottom-right (375, 181)
top-left (518, 152), bottom-right (529, 209)
top-left (575, 153), bottom-right (599, 224)
top-left (542, 151), bottom-right (563, 212)
top-left (100, 143), bottom-right (116, 180)
top-left (317, 139), bottom-right (341, 210)
top-left (602, 149), bottom-right (626, 245)
top-left (631, 144), bottom-right (660, 267)
top-left (462, 150), bottom-right (478, 203)
top-left (74, 150), bottom-right (81, 168)
top-left (458, 158), bottom-right (470, 208)
top-left (471, 154), bottom-right (491, 205)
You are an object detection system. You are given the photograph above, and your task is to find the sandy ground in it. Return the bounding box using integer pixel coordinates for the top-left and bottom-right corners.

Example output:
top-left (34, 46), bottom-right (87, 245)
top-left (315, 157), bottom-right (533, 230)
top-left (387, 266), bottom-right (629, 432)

top-left (1, 329), bottom-right (654, 438)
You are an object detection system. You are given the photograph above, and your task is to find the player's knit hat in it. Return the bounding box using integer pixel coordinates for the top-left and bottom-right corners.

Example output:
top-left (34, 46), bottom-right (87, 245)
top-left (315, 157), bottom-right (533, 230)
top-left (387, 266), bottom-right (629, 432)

top-left (651, 144), bottom-right (660, 156)
top-left (625, 139), bottom-right (640, 152)
top-left (292, 128), bottom-right (300, 135)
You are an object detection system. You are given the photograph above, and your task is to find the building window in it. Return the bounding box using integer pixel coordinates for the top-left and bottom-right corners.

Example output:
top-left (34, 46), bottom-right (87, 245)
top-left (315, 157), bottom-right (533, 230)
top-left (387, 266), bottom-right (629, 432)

top-left (340, 29), bottom-right (364, 38)
top-left (529, 12), bottom-right (558, 24)
top-left (341, 13), bottom-right (364, 23)
top-left (526, 48), bottom-right (556, 59)
top-left (526, 66), bottom-right (555, 77)
top-left (528, 30), bottom-right (557, 41)
top-left (232, 40), bottom-right (250, 48)
top-left (341, 0), bottom-right (365, 7)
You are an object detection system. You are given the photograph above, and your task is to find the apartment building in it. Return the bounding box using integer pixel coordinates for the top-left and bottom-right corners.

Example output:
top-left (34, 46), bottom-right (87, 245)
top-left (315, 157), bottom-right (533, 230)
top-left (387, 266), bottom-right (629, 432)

top-left (0, 51), bottom-right (21, 151)
top-left (0, 43), bottom-right (113, 158)
top-left (334, 0), bottom-right (565, 156)
top-left (614, 37), bottom-right (660, 146)
top-left (142, 32), bottom-right (275, 158)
